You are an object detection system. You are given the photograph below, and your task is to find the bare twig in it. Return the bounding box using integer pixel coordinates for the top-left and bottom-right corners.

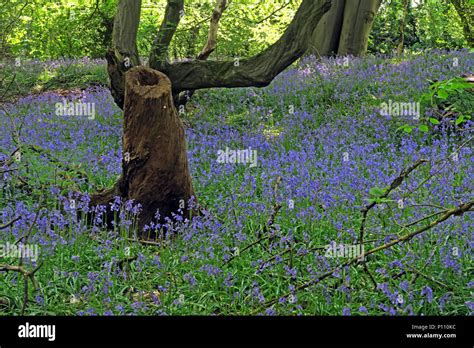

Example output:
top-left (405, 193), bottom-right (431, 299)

top-left (0, 216), bottom-right (21, 230)
top-left (0, 262), bottom-right (43, 315)
top-left (406, 264), bottom-right (451, 290)
top-left (260, 200), bottom-right (473, 309)
top-left (0, 168), bottom-right (18, 174)
top-left (359, 159), bottom-right (428, 244)
top-left (224, 234), bottom-right (271, 265)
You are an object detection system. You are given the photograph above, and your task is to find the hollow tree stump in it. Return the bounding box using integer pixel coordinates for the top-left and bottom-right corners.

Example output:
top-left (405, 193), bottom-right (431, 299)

top-left (90, 67), bottom-right (195, 236)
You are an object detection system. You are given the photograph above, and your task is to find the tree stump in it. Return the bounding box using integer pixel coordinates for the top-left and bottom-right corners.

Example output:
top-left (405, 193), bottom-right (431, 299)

top-left (90, 67), bottom-right (195, 236)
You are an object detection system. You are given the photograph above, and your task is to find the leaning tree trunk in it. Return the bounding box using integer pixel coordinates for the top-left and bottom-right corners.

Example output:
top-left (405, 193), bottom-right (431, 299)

top-left (106, 0), bottom-right (142, 109)
top-left (90, 67), bottom-right (195, 236)
top-left (310, 0), bottom-right (382, 57)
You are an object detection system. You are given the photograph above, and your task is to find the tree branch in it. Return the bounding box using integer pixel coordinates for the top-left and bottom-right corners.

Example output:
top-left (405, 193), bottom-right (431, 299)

top-left (261, 200), bottom-right (473, 309)
top-left (176, 0), bottom-right (228, 107)
top-left (149, 0), bottom-right (185, 71)
top-left (197, 0), bottom-right (227, 60)
top-left (0, 216), bottom-right (21, 230)
top-left (161, 0), bottom-right (332, 94)
top-left (359, 159), bottom-right (428, 244)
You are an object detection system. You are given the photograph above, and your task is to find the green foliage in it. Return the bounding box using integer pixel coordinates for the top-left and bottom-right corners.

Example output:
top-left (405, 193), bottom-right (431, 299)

top-left (1, 0), bottom-right (116, 60)
top-left (1, 0), bottom-right (300, 61)
top-left (368, 186), bottom-right (387, 198)
top-left (370, 0), bottom-right (469, 54)
top-left (1, 0), bottom-right (471, 62)
top-left (420, 77), bottom-right (473, 126)
top-left (397, 76), bottom-right (473, 134)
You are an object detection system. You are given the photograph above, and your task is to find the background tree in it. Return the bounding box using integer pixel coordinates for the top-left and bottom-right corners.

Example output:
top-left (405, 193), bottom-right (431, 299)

top-left (370, 0), bottom-right (468, 53)
top-left (450, 0), bottom-right (473, 47)
top-left (397, 0), bottom-right (409, 56)
top-left (310, 0), bottom-right (383, 57)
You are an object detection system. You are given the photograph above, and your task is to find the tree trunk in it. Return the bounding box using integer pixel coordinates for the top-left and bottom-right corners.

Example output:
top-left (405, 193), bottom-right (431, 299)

top-left (397, 0), bottom-right (409, 57)
top-left (90, 67), bottom-right (195, 236)
top-left (310, 0), bottom-right (382, 57)
top-left (310, 0), bottom-right (346, 57)
top-left (107, 0), bottom-right (142, 109)
top-left (149, 0), bottom-right (185, 71)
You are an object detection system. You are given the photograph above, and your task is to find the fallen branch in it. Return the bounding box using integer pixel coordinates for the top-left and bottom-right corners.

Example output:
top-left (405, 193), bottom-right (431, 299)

top-left (359, 159), bottom-right (428, 244)
top-left (126, 237), bottom-right (162, 246)
top-left (260, 200), bottom-right (473, 309)
top-left (0, 216), bottom-right (22, 230)
top-left (258, 244), bottom-right (327, 272)
top-left (224, 234), bottom-right (272, 265)
top-left (357, 159), bottom-right (428, 287)
top-left (0, 262), bottom-right (43, 315)
top-left (406, 264), bottom-right (451, 290)
top-left (0, 168), bottom-right (18, 174)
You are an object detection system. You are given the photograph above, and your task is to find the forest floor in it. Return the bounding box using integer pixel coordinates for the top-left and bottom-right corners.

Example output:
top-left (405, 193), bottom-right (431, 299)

top-left (0, 50), bottom-right (472, 315)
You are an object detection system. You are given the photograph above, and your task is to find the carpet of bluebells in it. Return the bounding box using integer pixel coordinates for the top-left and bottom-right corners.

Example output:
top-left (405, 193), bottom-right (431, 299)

top-left (0, 50), bottom-right (472, 315)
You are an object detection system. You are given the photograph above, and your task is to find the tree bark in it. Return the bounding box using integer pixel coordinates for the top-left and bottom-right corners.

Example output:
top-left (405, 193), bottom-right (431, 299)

top-left (310, 0), bottom-right (382, 57)
top-left (197, 0), bottom-right (228, 60)
top-left (149, 0), bottom-right (185, 71)
top-left (107, 0), bottom-right (142, 109)
top-left (310, 0), bottom-right (346, 57)
top-left (397, 0), bottom-right (409, 57)
top-left (90, 67), bottom-right (195, 235)
top-left (160, 0), bottom-right (332, 94)
top-left (338, 0), bottom-right (382, 56)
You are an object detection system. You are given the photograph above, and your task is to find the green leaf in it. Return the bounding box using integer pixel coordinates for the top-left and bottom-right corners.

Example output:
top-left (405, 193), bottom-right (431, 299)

top-left (397, 124), bottom-right (413, 133)
top-left (437, 89), bottom-right (449, 99)
top-left (455, 115), bottom-right (465, 125)
top-left (377, 198), bottom-right (395, 204)
top-left (429, 117), bottom-right (440, 125)
top-left (419, 125), bottom-right (429, 132)
top-left (369, 186), bottom-right (386, 197)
